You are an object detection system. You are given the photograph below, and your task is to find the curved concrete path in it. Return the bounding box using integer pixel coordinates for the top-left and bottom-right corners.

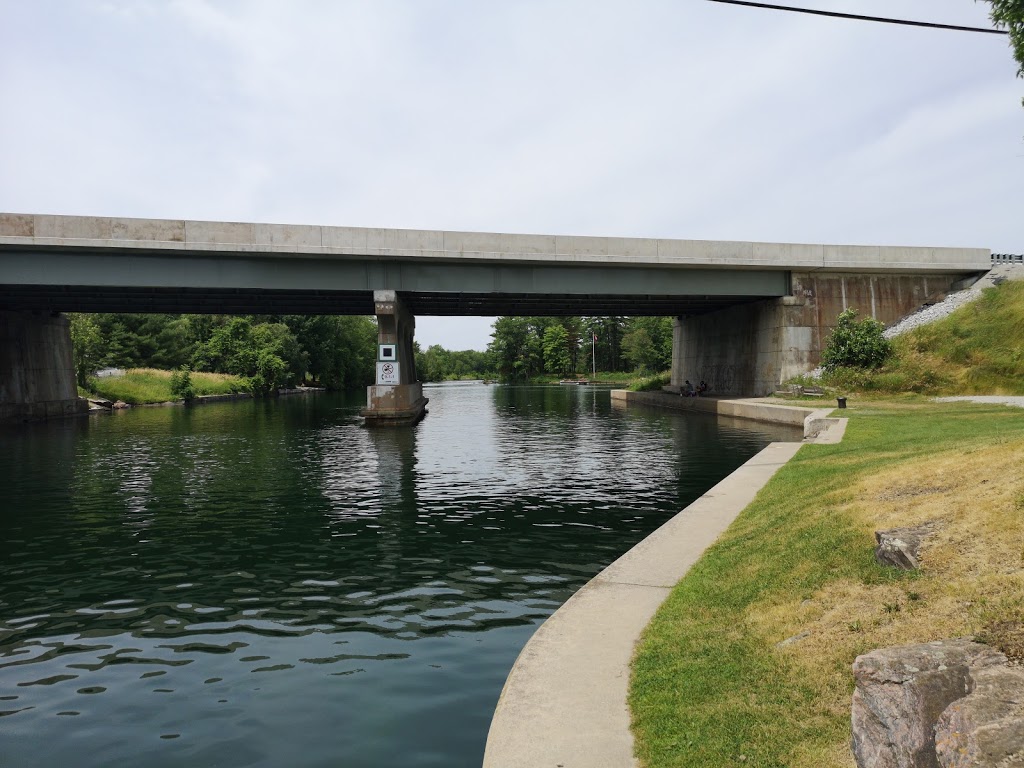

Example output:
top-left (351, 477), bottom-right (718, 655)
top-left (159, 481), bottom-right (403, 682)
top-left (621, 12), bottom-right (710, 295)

top-left (483, 437), bottom-right (816, 767)
top-left (933, 396), bottom-right (1024, 409)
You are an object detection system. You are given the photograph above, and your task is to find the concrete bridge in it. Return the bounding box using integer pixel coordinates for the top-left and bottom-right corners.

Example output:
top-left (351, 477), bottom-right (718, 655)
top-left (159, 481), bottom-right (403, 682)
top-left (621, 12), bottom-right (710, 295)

top-left (0, 213), bottom-right (990, 423)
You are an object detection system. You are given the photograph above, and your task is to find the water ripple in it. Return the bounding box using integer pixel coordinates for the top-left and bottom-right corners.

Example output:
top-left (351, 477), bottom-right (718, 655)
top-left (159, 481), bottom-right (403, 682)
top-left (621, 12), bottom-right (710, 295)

top-left (0, 385), bottom-right (798, 767)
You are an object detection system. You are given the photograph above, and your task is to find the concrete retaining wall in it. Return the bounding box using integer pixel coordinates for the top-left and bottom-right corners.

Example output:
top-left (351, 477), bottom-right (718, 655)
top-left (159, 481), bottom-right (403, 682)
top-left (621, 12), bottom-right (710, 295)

top-left (1, 311), bottom-right (87, 423)
top-left (613, 389), bottom-right (823, 431)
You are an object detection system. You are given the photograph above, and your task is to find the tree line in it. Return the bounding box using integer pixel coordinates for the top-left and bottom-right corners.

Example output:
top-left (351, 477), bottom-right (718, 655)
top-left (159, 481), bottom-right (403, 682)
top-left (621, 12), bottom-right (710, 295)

top-left (68, 312), bottom-right (676, 390)
top-left (69, 313), bottom-right (377, 394)
top-left (429, 315), bottom-right (674, 382)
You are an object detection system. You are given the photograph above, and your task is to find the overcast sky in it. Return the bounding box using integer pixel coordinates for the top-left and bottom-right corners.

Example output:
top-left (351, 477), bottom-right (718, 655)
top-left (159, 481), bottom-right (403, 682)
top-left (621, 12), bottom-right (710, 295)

top-left (2, 1), bottom-right (1021, 350)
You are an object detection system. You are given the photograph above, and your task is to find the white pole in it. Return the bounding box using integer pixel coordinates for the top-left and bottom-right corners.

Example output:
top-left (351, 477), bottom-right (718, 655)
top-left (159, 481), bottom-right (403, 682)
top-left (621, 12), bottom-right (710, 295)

top-left (592, 332), bottom-right (596, 380)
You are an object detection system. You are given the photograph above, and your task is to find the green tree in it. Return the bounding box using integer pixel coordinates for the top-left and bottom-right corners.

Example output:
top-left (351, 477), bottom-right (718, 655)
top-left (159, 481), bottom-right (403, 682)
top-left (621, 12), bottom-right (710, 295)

top-left (622, 317), bottom-right (674, 373)
top-left (152, 316), bottom-right (194, 369)
top-left (418, 343), bottom-right (452, 381)
top-left (582, 317), bottom-right (628, 373)
top-left (820, 308), bottom-right (892, 371)
top-left (489, 316), bottom-right (543, 381)
top-left (622, 327), bottom-right (657, 373)
top-left (295, 315), bottom-right (376, 390)
top-left (68, 313), bottom-right (103, 387)
top-left (192, 317), bottom-right (301, 394)
top-left (248, 350), bottom-right (289, 395)
top-left (252, 322), bottom-right (307, 385)
top-left (985, 0), bottom-right (1024, 78)
top-left (542, 324), bottom-right (572, 376)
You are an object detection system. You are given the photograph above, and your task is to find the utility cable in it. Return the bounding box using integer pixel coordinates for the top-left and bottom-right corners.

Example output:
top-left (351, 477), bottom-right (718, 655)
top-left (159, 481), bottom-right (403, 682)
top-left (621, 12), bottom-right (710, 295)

top-left (704, 0), bottom-right (1009, 35)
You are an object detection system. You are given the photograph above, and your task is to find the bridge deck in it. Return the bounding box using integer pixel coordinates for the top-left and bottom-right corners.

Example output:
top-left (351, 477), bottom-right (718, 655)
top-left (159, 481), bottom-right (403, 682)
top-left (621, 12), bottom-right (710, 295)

top-left (0, 213), bottom-right (990, 316)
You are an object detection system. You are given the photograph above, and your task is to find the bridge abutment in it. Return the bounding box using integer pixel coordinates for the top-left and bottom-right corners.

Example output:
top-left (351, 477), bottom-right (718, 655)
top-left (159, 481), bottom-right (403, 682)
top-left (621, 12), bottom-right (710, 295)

top-left (1, 310), bottom-right (88, 423)
top-left (671, 271), bottom-right (972, 396)
top-left (361, 290), bottom-right (428, 426)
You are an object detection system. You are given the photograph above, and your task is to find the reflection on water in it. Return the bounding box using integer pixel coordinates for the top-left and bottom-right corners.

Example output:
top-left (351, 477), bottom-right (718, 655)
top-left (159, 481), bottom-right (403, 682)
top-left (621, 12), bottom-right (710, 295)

top-left (0, 385), bottom-right (799, 767)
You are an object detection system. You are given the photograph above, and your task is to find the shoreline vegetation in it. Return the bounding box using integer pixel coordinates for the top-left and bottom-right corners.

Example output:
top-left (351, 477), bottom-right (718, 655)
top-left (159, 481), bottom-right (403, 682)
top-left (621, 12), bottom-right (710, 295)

top-left (82, 368), bottom-right (248, 405)
top-left (81, 367), bottom-right (652, 405)
top-left (68, 312), bottom-right (678, 398)
top-left (630, 281), bottom-right (1024, 767)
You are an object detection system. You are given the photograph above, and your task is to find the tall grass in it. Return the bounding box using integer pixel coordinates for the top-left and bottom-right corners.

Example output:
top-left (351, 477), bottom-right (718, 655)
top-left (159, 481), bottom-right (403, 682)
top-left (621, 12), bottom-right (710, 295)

top-left (87, 368), bottom-right (246, 404)
top-left (629, 371), bottom-right (671, 392)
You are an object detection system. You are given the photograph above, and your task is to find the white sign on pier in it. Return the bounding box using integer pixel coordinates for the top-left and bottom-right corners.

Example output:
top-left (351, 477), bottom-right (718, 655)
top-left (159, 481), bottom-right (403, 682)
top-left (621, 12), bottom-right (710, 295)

top-left (376, 361), bottom-right (400, 385)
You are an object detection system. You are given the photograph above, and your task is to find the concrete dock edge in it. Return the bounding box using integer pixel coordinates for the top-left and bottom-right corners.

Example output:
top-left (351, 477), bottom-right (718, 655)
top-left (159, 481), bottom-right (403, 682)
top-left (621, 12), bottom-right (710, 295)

top-left (610, 390), bottom-right (846, 441)
top-left (483, 398), bottom-right (846, 767)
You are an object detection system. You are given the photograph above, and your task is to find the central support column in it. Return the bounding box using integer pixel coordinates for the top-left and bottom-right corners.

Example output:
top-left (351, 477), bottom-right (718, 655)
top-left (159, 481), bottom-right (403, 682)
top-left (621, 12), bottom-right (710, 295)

top-left (361, 290), bottom-right (428, 426)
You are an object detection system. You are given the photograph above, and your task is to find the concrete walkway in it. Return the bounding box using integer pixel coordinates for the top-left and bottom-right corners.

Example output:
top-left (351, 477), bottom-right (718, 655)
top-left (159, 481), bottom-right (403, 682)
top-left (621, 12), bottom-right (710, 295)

top-left (933, 396), bottom-right (1024, 409)
top-left (483, 439), bottom-right (810, 767)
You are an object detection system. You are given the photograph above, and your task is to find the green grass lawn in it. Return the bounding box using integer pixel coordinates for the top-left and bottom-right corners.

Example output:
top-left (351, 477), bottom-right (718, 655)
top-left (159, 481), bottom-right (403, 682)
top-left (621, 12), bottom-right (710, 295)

top-left (87, 368), bottom-right (247, 404)
top-left (629, 399), bottom-right (1024, 767)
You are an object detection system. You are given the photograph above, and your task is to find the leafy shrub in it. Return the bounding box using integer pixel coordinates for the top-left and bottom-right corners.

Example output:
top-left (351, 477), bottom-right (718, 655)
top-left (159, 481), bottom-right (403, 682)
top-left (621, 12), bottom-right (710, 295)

top-left (245, 351), bottom-right (288, 396)
top-left (630, 371), bottom-right (671, 391)
top-left (169, 366), bottom-right (196, 401)
top-left (820, 308), bottom-right (892, 372)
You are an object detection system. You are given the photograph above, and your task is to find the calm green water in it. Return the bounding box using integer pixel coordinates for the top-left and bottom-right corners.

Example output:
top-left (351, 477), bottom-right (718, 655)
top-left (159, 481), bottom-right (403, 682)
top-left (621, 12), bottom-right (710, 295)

top-left (0, 384), bottom-right (799, 767)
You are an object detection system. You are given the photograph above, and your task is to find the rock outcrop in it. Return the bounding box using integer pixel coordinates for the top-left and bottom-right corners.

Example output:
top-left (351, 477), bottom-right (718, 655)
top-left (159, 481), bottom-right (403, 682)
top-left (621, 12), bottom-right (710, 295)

top-left (851, 639), bottom-right (1007, 767)
top-left (934, 665), bottom-right (1024, 767)
top-left (875, 523), bottom-right (937, 570)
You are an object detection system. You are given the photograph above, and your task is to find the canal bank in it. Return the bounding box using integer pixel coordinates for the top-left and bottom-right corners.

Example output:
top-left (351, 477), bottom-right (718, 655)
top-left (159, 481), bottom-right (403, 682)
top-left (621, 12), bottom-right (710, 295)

top-left (483, 398), bottom-right (847, 768)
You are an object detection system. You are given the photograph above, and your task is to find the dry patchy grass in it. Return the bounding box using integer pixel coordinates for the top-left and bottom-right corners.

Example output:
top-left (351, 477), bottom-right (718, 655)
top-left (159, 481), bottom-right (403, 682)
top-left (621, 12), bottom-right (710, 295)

top-left (748, 444), bottom-right (1024, 767)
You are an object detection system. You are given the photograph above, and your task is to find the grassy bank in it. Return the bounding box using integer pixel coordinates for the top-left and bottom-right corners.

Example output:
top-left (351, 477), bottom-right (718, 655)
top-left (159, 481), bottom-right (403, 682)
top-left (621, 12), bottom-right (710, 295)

top-left (629, 371), bottom-right (671, 391)
top-left (86, 368), bottom-right (247, 404)
top-left (630, 399), bottom-right (1024, 767)
top-left (810, 280), bottom-right (1024, 396)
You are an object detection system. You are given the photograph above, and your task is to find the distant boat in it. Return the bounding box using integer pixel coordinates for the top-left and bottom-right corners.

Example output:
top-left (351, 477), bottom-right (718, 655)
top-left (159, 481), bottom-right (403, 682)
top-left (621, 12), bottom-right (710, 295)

top-left (559, 379), bottom-right (590, 385)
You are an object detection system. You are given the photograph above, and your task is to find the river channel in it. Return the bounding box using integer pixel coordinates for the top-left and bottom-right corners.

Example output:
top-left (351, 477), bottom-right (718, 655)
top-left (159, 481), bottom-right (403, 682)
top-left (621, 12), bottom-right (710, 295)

top-left (0, 384), bottom-right (799, 767)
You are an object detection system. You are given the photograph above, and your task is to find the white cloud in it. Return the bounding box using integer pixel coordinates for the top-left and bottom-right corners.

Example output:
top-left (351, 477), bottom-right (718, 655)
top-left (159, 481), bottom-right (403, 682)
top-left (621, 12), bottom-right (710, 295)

top-left (1, 0), bottom-right (1021, 349)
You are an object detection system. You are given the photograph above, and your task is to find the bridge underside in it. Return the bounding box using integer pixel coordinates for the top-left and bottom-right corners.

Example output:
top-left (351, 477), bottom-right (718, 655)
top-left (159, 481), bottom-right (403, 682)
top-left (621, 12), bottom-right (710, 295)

top-left (0, 285), bottom-right (765, 317)
top-left (0, 246), bottom-right (789, 318)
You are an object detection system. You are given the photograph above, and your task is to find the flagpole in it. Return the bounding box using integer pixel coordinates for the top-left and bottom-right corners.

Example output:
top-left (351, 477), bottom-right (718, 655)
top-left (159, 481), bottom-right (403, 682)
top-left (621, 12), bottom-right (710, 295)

top-left (591, 332), bottom-right (596, 380)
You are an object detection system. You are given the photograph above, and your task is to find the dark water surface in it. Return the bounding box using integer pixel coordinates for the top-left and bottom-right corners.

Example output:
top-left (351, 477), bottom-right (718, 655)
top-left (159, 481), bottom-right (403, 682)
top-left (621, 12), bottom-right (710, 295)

top-left (0, 384), bottom-right (799, 767)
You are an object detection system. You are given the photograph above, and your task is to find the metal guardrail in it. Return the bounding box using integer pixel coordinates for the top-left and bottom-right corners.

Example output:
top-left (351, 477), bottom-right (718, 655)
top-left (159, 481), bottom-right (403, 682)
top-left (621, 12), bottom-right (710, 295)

top-left (992, 253), bottom-right (1024, 263)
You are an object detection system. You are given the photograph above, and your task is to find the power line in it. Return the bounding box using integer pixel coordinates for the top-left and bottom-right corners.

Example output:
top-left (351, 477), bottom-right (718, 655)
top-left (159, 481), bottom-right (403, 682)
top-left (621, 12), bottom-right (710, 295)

top-left (705, 0), bottom-right (1009, 35)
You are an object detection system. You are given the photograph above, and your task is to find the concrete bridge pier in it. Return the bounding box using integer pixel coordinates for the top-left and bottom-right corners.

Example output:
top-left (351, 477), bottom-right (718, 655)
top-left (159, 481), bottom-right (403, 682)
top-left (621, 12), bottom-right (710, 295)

top-left (1, 310), bottom-right (89, 423)
top-left (361, 290), bottom-right (428, 426)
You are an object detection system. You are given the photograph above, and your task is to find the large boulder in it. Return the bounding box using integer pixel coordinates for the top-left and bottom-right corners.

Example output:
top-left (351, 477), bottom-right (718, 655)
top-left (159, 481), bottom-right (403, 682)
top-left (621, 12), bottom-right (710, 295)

top-left (875, 523), bottom-right (937, 570)
top-left (852, 640), bottom-right (1007, 768)
top-left (935, 665), bottom-right (1024, 767)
